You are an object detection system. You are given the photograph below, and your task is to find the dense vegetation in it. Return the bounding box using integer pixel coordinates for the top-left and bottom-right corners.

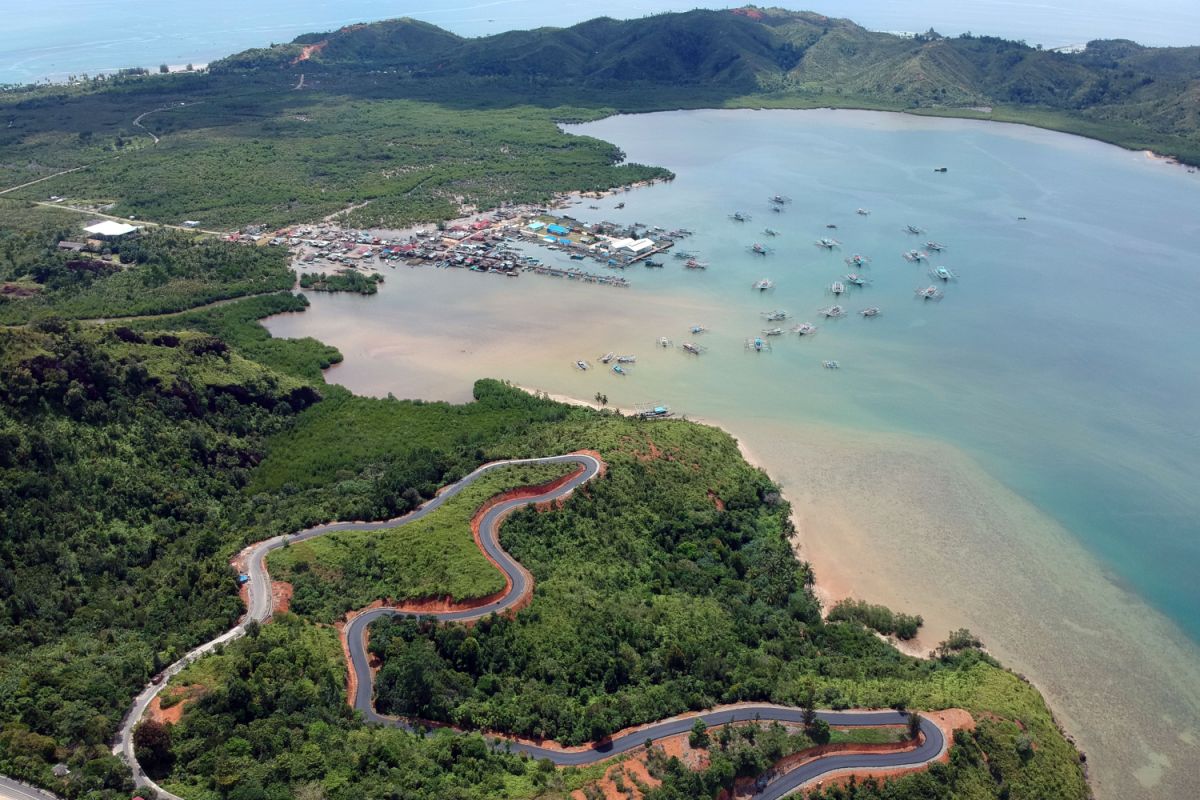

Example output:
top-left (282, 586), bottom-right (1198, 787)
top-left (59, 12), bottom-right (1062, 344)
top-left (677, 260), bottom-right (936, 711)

top-left (0, 202), bottom-right (293, 323)
top-left (3, 9), bottom-right (1198, 235)
top-left (828, 598), bottom-right (924, 641)
top-left (298, 270), bottom-right (382, 295)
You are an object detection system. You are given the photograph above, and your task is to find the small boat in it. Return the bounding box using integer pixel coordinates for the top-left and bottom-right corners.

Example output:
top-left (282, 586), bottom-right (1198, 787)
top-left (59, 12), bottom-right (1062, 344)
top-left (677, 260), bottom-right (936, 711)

top-left (690, 324), bottom-right (707, 335)
top-left (746, 336), bottom-right (771, 352)
top-left (931, 266), bottom-right (957, 281)
top-left (856, 208), bottom-right (871, 216)
top-left (658, 336), bottom-right (672, 348)
top-left (673, 250), bottom-right (696, 260)
top-left (819, 305), bottom-right (846, 318)
top-left (925, 241), bottom-right (946, 252)
top-left (681, 341), bottom-right (702, 355)
top-left (815, 238), bottom-right (841, 249)
top-left (575, 360), bottom-right (590, 371)
top-left (684, 258), bottom-right (708, 270)
top-left (750, 243), bottom-right (771, 255)
top-left (612, 365), bottom-right (627, 375)
top-left (771, 206), bottom-right (782, 214)
top-left (763, 310), bottom-right (788, 321)
top-left (905, 225), bottom-right (924, 235)
top-left (761, 327), bottom-right (784, 336)
top-left (730, 212), bottom-right (751, 222)
top-left (830, 281), bottom-right (846, 295)
top-left (569, 254), bottom-right (585, 260)
top-left (753, 278), bottom-right (775, 291)
top-left (769, 194), bottom-right (792, 205)
top-left (616, 355), bottom-right (637, 363)
top-left (825, 223), bottom-right (838, 229)
top-left (616, 202), bottom-right (625, 209)
top-left (859, 306), bottom-right (881, 317)
top-left (845, 274), bottom-right (869, 286)
top-left (934, 167), bottom-right (948, 173)
top-left (600, 352), bottom-right (615, 364)
top-left (793, 322), bottom-right (818, 336)
top-left (644, 259), bottom-right (663, 268)
top-left (763, 228), bottom-right (780, 237)
top-left (822, 360), bottom-right (840, 369)
top-left (916, 285), bottom-right (944, 300)
top-left (903, 250), bottom-right (929, 263)
top-left (845, 254), bottom-right (871, 267)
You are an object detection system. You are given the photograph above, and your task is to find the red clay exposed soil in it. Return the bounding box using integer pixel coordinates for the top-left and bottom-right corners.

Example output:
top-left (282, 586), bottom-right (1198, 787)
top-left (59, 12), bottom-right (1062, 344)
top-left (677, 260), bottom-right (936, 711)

top-left (707, 490), bottom-right (726, 511)
top-left (147, 685), bottom-right (205, 725)
top-left (271, 580), bottom-right (293, 614)
top-left (291, 41), bottom-right (328, 64)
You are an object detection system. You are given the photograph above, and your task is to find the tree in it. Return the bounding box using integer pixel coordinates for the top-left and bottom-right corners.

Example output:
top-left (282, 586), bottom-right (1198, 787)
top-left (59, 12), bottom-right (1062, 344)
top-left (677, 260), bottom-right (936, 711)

top-left (689, 718), bottom-right (709, 748)
top-left (907, 711), bottom-right (922, 741)
top-left (132, 718), bottom-right (173, 773)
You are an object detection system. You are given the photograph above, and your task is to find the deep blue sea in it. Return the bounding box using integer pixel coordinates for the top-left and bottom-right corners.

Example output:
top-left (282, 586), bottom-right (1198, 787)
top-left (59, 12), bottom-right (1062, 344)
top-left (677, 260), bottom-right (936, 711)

top-left (4, 0), bottom-right (1199, 85)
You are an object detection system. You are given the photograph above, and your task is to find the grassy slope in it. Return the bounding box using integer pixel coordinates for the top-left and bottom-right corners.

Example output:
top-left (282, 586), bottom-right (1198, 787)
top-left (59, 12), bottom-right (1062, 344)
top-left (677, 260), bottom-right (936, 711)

top-left (267, 461), bottom-right (573, 618)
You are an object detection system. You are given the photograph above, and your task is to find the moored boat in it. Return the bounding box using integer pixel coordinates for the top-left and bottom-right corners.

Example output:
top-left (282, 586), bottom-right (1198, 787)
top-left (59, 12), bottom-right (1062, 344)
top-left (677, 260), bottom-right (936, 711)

top-left (575, 360), bottom-right (590, 371)
top-left (792, 322), bottom-right (818, 336)
top-left (600, 352), bottom-right (615, 364)
top-left (753, 278), bottom-right (775, 291)
top-left (830, 281), bottom-right (846, 295)
top-left (819, 305), bottom-right (846, 318)
top-left (859, 306), bottom-right (881, 317)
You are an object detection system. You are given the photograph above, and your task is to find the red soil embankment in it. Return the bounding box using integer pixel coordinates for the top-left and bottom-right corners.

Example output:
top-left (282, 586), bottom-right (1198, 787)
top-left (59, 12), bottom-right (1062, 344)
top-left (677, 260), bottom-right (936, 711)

top-left (291, 41), bottom-right (327, 64)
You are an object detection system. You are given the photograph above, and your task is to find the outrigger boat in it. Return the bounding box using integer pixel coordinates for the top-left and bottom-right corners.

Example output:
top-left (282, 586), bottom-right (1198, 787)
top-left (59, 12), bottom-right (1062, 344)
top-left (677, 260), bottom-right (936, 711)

top-left (658, 336), bottom-right (673, 348)
top-left (761, 327), bottom-right (784, 336)
top-left (845, 254), bottom-right (871, 267)
top-left (749, 243), bottom-right (771, 255)
top-left (762, 310), bottom-right (789, 322)
top-left (792, 322), bottom-right (818, 336)
top-left (681, 341), bottom-right (703, 355)
top-left (930, 266), bottom-right (957, 281)
top-left (689, 324), bottom-right (708, 335)
top-left (859, 306), bottom-right (881, 317)
top-left (905, 224), bottom-right (924, 235)
top-left (771, 206), bottom-right (783, 214)
top-left (769, 194), bottom-right (792, 205)
top-left (819, 305), bottom-right (846, 318)
top-left (825, 223), bottom-right (838, 230)
top-left (822, 360), bottom-right (840, 369)
top-left (845, 274), bottom-right (869, 286)
top-left (684, 258), bottom-right (708, 270)
top-left (815, 237), bottom-right (841, 249)
top-left (763, 228), bottom-right (780, 237)
top-left (673, 250), bottom-right (696, 260)
top-left (575, 360), bottom-right (590, 371)
top-left (916, 285), bottom-right (944, 300)
top-left (745, 336), bottom-right (772, 352)
top-left (753, 278), bottom-right (775, 291)
top-left (729, 212), bottom-right (751, 222)
top-left (925, 241), bottom-right (946, 252)
top-left (616, 355), bottom-right (637, 363)
top-left (600, 352), bottom-right (615, 364)
top-left (903, 249), bottom-right (929, 263)
top-left (830, 281), bottom-right (846, 295)
top-left (856, 208), bottom-right (871, 216)
top-left (612, 364), bottom-right (627, 376)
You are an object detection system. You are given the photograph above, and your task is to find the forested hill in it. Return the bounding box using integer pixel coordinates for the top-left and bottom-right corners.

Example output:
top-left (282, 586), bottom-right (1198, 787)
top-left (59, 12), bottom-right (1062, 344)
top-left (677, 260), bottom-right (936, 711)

top-left (210, 7), bottom-right (1200, 161)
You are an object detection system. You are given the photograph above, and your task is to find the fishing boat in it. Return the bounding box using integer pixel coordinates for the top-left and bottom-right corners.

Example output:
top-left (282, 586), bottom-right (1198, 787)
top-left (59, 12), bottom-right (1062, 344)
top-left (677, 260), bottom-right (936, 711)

top-left (903, 249), bottom-right (929, 263)
top-left (859, 306), bottom-right (881, 317)
top-left (763, 228), bottom-right (780, 237)
top-left (819, 305), bottom-right (846, 318)
top-left (905, 225), bottom-right (924, 235)
top-left (644, 259), bottom-right (663, 268)
top-left (916, 285), bottom-right (944, 300)
top-left (930, 266), bottom-right (957, 281)
top-left (934, 167), bottom-right (948, 173)
top-left (745, 336), bottom-right (772, 352)
top-left (729, 212), bottom-right (751, 222)
top-left (600, 352), bottom-right (615, 364)
top-left (617, 355), bottom-right (637, 364)
top-left (636, 403), bottom-right (673, 420)
top-left (684, 258), bottom-right (708, 270)
top-left (825, 223), bottom-right (838, 230)
top-left (769, 194), bottom-right (792, 205)
top-left (569, 253), bottom-right (585, 260)
top-left (673, 250), bottom-right (696, 260)
top-left (658, 336), bottom-right (673, 348)
top-left (681, 341), bottom-right (703, 355)
top-left (753, 278), bottom-right (775, 291)
top-left (616, 202), bottom-right (625, 209)
top-left (856, 208), bottom-right (871, 216)
top-left (749, 243), bottom-right (771, 255)
top-left (771, 206), bottom-right (783, 214)
top-left (830, 281), bottom-right (846, 295)
top-left (925, 241), bottom-right (946, 252)
top-left (690, 324), bottom-right (707, 335)
top-left (815, 238), bottom-right (841, 249)
top-left (762, 310), bottom-right (789, 322)
top-left (612, 364), bottom-right (627, 376)
top-left (575, 360), bottom-right (590, 371)
top-left (761, 327), bottom-right (784, 336)
top-left (792, 322), bottom-right (818, 336)
top-left (845, 274), bottom-right (869, 286)
top-left (845, 254), bottom-right (871, 267)
top-left (822, 360), bottom-right (840, 369)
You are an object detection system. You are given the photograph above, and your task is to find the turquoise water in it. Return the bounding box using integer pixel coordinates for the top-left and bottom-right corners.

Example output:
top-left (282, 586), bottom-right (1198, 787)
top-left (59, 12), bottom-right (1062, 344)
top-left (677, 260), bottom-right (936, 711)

top-left (5, 0), bottom-right (1199, 85)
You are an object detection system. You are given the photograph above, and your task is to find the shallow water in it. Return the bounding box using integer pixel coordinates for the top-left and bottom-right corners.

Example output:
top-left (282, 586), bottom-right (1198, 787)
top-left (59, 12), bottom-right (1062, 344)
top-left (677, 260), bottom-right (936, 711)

top-left (265, 109), bottom-right (1200, 798)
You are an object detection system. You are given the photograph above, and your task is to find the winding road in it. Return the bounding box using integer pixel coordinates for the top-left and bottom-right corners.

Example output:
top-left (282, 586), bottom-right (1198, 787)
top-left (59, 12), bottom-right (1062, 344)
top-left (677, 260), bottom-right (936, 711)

top-left (115, 452), bottom-right (946, 800)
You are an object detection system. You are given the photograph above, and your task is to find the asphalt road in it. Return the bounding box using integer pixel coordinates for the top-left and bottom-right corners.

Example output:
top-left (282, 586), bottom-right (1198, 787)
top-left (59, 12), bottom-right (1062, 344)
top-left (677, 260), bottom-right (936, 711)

top-left (0, 776), bottom-right (61, 800)
top-left (113, 452), bottom-right (946, 800)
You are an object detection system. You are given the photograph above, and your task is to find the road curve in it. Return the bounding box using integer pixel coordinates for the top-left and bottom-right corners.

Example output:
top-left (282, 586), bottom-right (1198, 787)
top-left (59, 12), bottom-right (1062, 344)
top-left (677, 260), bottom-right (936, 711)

top-left (0, 776), bottom-right (62, 800)
top-left (117, 452), bottom-right (946, 800)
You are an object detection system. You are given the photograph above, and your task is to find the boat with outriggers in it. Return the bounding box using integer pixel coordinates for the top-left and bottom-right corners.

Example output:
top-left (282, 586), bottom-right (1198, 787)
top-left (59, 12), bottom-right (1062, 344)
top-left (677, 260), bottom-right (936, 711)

top-left (925, 241), bottom-right (947, 252)
top-left (616, 355), bottom-right (637, 364)
top-left (753, 278), bottom-right (775, 291)
top-left (822, 360), bottom-right (840, 369)
top-left (829, 281), bottom-right (846, 296)
top-left (575, 360), bottom-right (590, 371)
top-left (815, 237), bottom-right (841, 249)
top-left (762, 310), bottom-right (789, 322)
top-left (905, 224), bottom-right (925, 235)
top-left (729, 211), bottom-right (752, 222)
top-left (930, 266), bottom-right (957, 281)
top-left (684, 259), bottom-right (708, 270)
top-left (845, 254), bottom-right (871, 267)
top-left (916, 285), bottom-right (944, 300)
top-left (792, 322), bottom-right (818, 336)
top-left (635, 403), bottom-right (673, 420)
top-left (681, 341), bottom-right (705, 355)
top-left (689, 324), bottom-right (708, 335)
top-left (612, 364), bottom-right (628, 376)
top-left (763, 228), bottom-right (780, 237)
top-left (819, 305), bottom-right (846, 318)
top-left (673, 250), bottom-right (696, 260)
top-left (845, 274), bottom-right (870, 286)
top-left (745, 336), bottom-right (772, 352)
top-left (903, 249), bottom-right (929, 263)
top-left (658, 336), bottom-right (673, 348)
top-left (769, 194), bottom-right (792, 205)
top-left (749, 243), bottom-right (772, 255)
top-left (600, 352), bottom-right (615, 364)
top-left (856, 208), bottom-right (871, 216)
top-left (859, 306), bottom-right (881, 317)
top-left (644, 259), bottom-right (663, 268)
top-left (761, 327), bottom-right (784, 336)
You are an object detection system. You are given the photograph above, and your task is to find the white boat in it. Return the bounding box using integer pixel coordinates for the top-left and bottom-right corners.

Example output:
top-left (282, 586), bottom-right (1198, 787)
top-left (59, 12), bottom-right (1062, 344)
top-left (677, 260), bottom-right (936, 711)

top-left (931, 266), bottom-right (957, 281)
top-left (745, 336), bottom-right (772, 352)
top-left (761, 327), bottom-right (784, 336)
top-left (859, 306), bottom-right (880, 317)
top-left (905, 225), bottom-right (924, 235)
top-left (916, 285), bottom-right (944, 300)
top-left (925, 241), bottom-right (946, 252)
top-left (658, 336), bottom-right (672, 348)
top-left (822, 360), bottom-right (840, 369)
top-left (830, 281), bottom-right (846, 295)
top-left (819, 305), bottom-right (846, 318)
top-left (753, 278), bottom-right (775, 291)
top-left (856, 208), bottom-right (871, 216)
top-left (762, 310), bottom-right (789, 321)
top-left (792, 322), bottom-right (818, 336)
top-left (845, 254), bottom-right (870, 267)
top-left (600, 352), bottom-right (615, 364)
top-left (681, 341), bottom-right (703, 355)
top-left (815, 238), bottom-right (841, 249)
top-left (575, 360), bottom-right (590, 371)
top-left (845, 274), bottom-right (869, 286)
top-left (616, 355), bottom-right (637, 363)
top-left (730, 212), bottom-right (751, 222)
top-left (903, 250), bottom-right (929, 263)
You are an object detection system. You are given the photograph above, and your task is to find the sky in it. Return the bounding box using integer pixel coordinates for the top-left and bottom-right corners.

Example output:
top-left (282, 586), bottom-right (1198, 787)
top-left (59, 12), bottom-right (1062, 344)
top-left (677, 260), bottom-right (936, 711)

top-left (3, 0), bottom-right (1199, 84)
